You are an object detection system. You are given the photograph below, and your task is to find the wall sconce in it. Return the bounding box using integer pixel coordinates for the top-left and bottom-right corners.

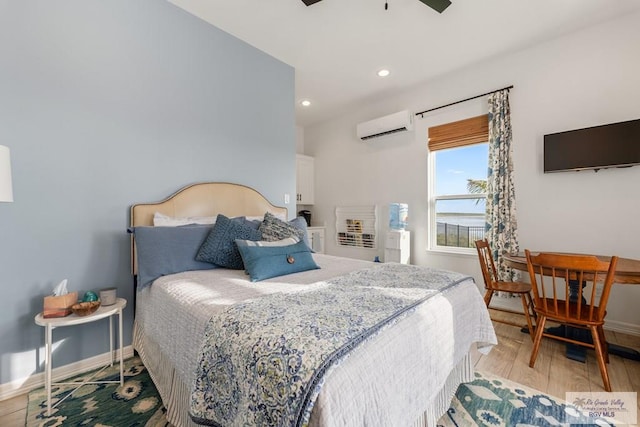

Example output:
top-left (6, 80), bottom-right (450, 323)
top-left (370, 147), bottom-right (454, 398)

top-left (0, 145), bottom-right (14, 202)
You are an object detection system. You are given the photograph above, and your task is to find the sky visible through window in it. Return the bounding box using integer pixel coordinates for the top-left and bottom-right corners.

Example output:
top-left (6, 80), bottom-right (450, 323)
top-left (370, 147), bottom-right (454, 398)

top-left (435, 143), bottom-right (488, 217)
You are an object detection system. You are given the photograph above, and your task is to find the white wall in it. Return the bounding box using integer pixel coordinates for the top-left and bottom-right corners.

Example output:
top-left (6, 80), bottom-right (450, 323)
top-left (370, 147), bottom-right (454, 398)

top-left (296, 125), bottom-right (305, 154)
top-left (305, 11), bottom-right (640, 333)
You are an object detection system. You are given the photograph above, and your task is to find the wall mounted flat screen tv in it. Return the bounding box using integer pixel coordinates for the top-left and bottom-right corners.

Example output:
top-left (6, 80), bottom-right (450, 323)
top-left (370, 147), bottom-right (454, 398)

top-left (543, 118), bottom-right (640, 173)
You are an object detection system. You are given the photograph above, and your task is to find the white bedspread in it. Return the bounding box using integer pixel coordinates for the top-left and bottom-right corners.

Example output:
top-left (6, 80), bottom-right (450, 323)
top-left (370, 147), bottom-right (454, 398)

top-left (134, 254), bottom-right (496, 427)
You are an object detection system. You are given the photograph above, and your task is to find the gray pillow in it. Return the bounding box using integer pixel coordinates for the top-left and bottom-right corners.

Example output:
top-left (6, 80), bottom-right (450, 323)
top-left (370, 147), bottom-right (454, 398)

top-left (196, 214), bottom-right (262, 269)
top-left (259, 212), bottom-right (309, 248)
top-left (133, 225), bottom-right (217, 290)
top-left (289, 216), bottom-right (312, 250)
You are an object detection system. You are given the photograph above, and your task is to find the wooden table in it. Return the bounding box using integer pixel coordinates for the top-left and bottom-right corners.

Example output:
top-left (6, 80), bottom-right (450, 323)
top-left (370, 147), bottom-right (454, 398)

top-left (503, 253), bottom-right (640, 285)
top-left (503, 253), bottom-right (640, 362)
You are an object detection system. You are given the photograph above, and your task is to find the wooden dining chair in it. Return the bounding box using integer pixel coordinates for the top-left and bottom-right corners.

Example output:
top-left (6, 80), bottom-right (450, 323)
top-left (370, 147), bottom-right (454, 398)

top-left (474, 239), bottom-right (535, 340)
top-left (525, 250), bottom-right (618, 392)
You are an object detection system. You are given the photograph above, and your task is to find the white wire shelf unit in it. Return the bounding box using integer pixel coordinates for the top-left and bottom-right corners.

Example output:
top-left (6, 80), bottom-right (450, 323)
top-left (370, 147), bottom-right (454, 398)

top-left (335, 205), bottom-right (377, 249)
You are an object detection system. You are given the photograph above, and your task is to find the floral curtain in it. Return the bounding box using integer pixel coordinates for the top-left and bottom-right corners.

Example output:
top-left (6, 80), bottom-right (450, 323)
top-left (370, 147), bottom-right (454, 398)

top-left (485, 89), bottom-right (519, 282)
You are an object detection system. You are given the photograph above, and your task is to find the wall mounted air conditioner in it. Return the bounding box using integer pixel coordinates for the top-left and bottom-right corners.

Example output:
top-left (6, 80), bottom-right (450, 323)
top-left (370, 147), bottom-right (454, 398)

top-left (356, 110), bottom-right (414, 140)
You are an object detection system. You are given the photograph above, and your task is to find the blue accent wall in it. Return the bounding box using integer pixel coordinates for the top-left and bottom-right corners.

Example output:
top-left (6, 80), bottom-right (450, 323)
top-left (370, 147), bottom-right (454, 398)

top-left (0, 0), bottom-right (295, 385)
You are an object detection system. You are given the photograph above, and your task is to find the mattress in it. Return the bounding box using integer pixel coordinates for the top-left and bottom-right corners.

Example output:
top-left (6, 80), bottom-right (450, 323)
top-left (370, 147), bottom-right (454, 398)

top-left (133, 254), bottom-right (496, 426)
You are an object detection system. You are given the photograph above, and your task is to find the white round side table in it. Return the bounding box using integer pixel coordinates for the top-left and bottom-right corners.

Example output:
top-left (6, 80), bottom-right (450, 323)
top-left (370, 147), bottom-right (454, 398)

top-left (34, 297), bottom-right (126, 416)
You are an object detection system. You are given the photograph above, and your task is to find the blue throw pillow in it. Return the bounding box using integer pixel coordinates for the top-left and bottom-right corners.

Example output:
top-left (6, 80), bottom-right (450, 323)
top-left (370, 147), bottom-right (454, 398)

top-left (133, 225), bottom-right (218, 290)
top-left (235, 238), bottom-right (320, 282)
top-left (196, 214), bottom-right (262, 269)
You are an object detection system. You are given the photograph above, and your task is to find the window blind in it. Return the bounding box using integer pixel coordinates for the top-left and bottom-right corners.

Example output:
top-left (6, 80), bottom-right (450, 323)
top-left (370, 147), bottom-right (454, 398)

top-left (428, 114), bottom-right (489, 151)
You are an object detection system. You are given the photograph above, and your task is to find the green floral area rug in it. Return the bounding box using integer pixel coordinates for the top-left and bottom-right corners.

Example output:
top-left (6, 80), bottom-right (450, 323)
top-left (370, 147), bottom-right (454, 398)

top-left (27, 356), bottom-right (170, 427)
top-left (28, 359), bottom-right (615, 426)
top-left (437, 371), bottom-right (616, 427)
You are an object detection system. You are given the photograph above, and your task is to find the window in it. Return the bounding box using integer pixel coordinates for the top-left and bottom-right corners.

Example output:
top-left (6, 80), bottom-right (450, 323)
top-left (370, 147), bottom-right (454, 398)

top-left (428, 115), bottom-right (488, 252)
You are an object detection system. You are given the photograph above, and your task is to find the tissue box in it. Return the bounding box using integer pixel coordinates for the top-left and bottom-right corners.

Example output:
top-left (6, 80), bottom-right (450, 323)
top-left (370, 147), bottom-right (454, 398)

top-left (43, 292), bottom-right (78, 318)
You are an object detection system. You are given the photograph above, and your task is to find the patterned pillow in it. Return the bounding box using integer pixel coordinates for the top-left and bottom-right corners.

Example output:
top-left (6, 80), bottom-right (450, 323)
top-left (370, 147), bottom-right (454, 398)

top-left (259, 212), bottom-right (307, 243)
top-left (235, 238), bottom-right (319, 282)
top-left (196, 214), bottom-right (262, 269)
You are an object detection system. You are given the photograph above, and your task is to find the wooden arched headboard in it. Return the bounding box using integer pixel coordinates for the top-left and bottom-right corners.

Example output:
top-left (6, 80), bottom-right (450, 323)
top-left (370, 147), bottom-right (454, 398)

top-left (130, 182), bottom-right (287, 275)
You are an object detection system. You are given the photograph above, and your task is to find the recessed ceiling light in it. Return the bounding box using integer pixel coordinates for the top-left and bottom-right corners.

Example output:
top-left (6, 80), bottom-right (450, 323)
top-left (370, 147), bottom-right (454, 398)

top-left (377, 69), bottom-right (390, 77)
top-left (300, 100), bottom-right (311, 107)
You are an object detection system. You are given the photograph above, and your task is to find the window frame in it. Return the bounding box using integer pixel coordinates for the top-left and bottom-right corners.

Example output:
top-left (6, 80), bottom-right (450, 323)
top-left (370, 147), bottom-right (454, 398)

top-left (427, 114), bottom-right (489, 254)
top-left (428, 148), bottom-right (487, 254)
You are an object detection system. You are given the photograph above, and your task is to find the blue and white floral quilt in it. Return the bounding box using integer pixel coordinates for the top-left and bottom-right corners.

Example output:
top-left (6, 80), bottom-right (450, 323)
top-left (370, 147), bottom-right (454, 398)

top-left (189, 263), bottom-right (471, 427)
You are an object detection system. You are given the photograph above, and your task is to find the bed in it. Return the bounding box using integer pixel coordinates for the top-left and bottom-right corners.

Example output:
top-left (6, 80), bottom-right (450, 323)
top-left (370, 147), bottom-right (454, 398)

top-left (130, 182), bottom-right (497, 427)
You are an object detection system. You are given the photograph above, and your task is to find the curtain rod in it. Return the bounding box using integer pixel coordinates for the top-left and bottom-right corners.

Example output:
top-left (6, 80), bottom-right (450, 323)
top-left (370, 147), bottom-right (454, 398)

top-left (415, 85), bottom-right (513, 118)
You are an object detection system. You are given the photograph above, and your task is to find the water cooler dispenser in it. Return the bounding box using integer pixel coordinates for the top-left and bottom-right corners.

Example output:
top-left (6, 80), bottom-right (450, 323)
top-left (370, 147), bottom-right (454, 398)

top-left (384, 230), bottom-right (410, 264)
top-left (385, 203), bottom-right (410, 264)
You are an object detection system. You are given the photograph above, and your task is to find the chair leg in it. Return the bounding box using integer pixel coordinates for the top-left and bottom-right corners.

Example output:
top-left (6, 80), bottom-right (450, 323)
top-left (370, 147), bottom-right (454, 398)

top-left (525, 292), bottom-right (537, 322)
top-left (520, 294), bottom-right (534, 341)
top-left (590, 325), bottom-right (611, 392)
top-left (484, 289), bottom-right (494, 307)
top-left (529, 316), bottom-right (547, 368)
top-left (597, 325), bottom-right (609, 364)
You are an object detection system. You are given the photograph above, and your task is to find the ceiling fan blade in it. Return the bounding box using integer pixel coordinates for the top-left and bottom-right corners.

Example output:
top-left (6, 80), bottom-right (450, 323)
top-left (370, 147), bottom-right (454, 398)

top-left (301, 0), bottom-right (322, 6)
top-left (418, 0), bottom-right (451, 13)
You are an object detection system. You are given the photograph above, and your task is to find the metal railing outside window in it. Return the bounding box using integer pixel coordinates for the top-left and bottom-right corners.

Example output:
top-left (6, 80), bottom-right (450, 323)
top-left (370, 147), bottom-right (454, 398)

top-left (436, 222), bottom-right (485, 248)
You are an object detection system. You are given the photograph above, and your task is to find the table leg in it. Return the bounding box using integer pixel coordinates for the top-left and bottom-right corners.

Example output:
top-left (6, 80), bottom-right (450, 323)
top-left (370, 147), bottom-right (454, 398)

top-left (109, 315), bottom-right (114, 367)
top-left (45, 324), bottom-right (52, 416)
top-left (537, 324), bottom-right (640, 361)
top-left (522, 280), bottom-right (590, 362)
top-left (608, 344), bottom-right (640, 361)
top-left (543, 324), bottom-right (587, 362)
top-left (563, 279), bottom-right (588, 362)
top-left (118, 308), bottom-right (124, 385)
top-left (564, 279), bottom-right (640, 362)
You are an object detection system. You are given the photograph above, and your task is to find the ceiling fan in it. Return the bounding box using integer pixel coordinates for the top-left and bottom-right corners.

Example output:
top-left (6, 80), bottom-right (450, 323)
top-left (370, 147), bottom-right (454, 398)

top-left (301, 0), bottom-right (451, 13)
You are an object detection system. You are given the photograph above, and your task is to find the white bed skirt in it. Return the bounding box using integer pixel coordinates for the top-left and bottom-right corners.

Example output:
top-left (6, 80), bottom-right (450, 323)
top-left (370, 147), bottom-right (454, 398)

top-left (134, 320), bottom-right (474, 427)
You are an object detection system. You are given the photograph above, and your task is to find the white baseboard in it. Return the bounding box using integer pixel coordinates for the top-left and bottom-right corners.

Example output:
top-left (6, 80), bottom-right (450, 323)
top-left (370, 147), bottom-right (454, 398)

top-left (489, 297), bottom-right (640, 336)
top-left (488, 296), bottom-right (525, 312)
top-left (0, 346), bottom-right (134, 402)
top-left (603, 319), bottom-right (640, 336)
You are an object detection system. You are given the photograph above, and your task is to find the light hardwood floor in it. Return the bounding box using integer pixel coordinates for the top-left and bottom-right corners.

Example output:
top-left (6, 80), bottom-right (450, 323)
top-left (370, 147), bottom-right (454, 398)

top-left (2, 312), bottom-right (639, 426)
